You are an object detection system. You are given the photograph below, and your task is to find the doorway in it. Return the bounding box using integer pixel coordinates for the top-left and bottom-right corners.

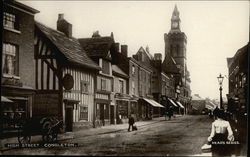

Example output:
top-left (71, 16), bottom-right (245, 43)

top-left (110, 105), bottom-right (114, 124)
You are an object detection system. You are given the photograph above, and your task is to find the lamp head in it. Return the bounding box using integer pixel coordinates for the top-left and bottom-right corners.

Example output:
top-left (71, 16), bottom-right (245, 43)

top-left (217, 73), bottom-right (224, 85)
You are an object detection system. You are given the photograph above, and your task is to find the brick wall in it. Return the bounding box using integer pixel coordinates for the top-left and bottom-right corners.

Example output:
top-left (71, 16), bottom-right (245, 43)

top-left (3, 5), bottom-right (36, 89)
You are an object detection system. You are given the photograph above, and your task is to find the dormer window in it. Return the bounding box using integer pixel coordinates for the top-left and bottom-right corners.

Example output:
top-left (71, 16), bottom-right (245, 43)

top-left (4, 12), bottom-right (18, 30)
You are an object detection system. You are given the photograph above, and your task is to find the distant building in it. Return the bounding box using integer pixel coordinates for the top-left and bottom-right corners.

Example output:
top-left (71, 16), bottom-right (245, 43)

top-left (163, 5), bottom-right (192, 114)
top-left (151, 53), bottom-right (177, 115)
top-left (190, 94), bottom-right (206, 115)
top-left (133, 47), bottom-right (164, 119)
top-left (110, 44), bottom-right (141, 121)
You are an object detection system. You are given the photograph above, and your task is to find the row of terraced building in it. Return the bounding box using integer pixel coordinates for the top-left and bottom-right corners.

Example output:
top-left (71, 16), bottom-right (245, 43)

top-left (1, 1), bottom-right (191, 133)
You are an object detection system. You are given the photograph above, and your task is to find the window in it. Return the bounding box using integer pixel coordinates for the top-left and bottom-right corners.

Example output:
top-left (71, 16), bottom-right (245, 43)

top-left (2, 43), bottom-right (18, 76)
top-left (119, 80), bottom-right (124, 94)
top-left (102, 60), bottom-right (110, 75)
top-left (101, 79), bottom-right (107, 91)
top-left (81, 81), bottom-right (89, 93)
top-left (132, 81), bottom-right (135, 95)
top-left (132, 65), bottom-right (135, 75)
top-left (80, 106), bottom-right (88, 120)
top-left (4, 12), bottom-right (18, 30)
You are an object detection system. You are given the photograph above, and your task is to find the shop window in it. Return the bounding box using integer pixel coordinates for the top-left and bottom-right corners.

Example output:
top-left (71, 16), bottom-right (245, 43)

top-left (4, 12), bottom-right (18, 30)
top-left (117, 100), bottom-right (128, 118)
top-left (2, 43), bottom-right (19, 76)
top-left (80, 106), bottom-right (88, 120)
top-left (2, 99), bottom-right (27, 129)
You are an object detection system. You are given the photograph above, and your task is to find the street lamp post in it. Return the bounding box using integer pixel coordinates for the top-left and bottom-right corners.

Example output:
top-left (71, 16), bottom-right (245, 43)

top-left (217, 73), bottom-right (224, 109)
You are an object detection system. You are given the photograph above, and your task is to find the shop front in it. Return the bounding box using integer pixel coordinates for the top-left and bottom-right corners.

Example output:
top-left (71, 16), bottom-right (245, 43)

top-left (1, 85), bottom-right (35, 137)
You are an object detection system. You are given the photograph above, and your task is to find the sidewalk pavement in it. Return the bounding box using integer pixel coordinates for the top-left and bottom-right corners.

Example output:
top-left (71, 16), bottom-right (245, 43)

top-left (0, 115), bottom-right (184, 151)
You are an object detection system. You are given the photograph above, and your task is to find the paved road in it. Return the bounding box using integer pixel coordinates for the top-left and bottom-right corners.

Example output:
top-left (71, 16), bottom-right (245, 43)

top-left (1, 115), bottom-right (213, 156)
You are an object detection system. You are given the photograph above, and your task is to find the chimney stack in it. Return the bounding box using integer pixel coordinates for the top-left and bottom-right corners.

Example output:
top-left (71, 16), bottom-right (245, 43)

top-left (114, 43), bottom-right (120, 52)
top-left (154, 53), bottom-right (162, 61)
top-left (57, 14), bottom-right (72, 38)
top-left (121, 45), bottom-right (128, 57)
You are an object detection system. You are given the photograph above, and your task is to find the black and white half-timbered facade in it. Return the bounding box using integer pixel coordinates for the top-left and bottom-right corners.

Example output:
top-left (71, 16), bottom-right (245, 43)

top-left (79, 32), bottom-right (115, 126)
top-left (34, 14), bottom-right (100, 131)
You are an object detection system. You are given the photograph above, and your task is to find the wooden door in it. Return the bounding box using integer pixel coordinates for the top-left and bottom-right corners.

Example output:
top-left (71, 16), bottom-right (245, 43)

top-left (100, 104), bottom-right (105, 126)
top-left (65, 107), bottom-right (73, 132)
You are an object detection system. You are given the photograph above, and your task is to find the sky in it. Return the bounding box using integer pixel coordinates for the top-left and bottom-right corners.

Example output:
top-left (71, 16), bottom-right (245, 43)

top-left (20, 1), bottom-right (249, 100)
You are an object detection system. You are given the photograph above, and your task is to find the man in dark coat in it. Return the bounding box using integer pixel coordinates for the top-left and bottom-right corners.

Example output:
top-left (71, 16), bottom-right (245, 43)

top-left (168, 106), bottom-right (173, 120)
top-left (128, 115), bottom-right (135, 132)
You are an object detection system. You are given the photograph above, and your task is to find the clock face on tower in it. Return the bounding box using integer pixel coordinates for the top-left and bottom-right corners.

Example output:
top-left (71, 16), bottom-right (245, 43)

top-left (172, 22), bottom-right (178, 28)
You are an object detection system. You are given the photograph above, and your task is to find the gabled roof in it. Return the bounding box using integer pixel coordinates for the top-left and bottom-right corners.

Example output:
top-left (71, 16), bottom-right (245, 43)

top-left (162, 52), bottom-right (179, 74)
top-left (78, 36), bottom-right (114, 60)
top-left (35, 21), bottom-right (100, 70)
top-left (138, 46), bottom-right (154, 60)
top-left (112, 65), bottom-right (129, 78)
top-left (192, 94), bottom-right (204, 101)
top-left (7, 0), bottom-right (40, 14)
top-left (227, 57), bottom-right (233, 68)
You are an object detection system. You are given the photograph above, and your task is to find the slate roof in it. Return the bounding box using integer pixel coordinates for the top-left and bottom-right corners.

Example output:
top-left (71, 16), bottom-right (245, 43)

top-left (78, 37), bottom-right (114, 60)
top-left (35, 21), bottom-right (100, 70)
top-left (112, 65), bottom-right (129, 78)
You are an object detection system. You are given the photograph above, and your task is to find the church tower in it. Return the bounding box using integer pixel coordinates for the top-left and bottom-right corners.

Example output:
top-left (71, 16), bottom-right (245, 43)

top-left (164, 5), bottom-right (191, 114)
top-left (164, 5), bottom-right (187, 77)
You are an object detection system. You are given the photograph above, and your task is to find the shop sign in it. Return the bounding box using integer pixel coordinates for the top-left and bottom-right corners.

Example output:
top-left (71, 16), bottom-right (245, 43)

top-left (62, 74), bottom-right (74, 90)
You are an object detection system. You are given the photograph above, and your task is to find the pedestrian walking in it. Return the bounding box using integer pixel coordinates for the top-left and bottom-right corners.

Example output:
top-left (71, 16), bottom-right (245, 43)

top-left (207, 109), bottom-right (234, 156)
top-left (168, 106), bottom-right (173, 120)
top-left (212, 106), bottom-right (220, 120)
top-left (128, 115), bottom-right (135, 132)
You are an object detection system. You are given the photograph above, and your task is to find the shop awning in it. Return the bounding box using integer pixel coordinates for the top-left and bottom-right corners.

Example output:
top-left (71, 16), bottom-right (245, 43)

top-left (1, 96), bottom-right (14, 103)
top-left (168, 98), bottom-right (178, 107)
top-left (176, 101), bottom-right (185, 108)
top-left (143, 98), bottom-right (165, 108)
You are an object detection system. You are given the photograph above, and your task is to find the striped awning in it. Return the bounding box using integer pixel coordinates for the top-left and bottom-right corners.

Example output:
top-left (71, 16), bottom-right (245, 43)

top-left (168, 98), bottom-right (178, 107)
top-left (143, 98), bottom-right (165, 108)
top-left (176, 101), bottom-right (185, 108)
